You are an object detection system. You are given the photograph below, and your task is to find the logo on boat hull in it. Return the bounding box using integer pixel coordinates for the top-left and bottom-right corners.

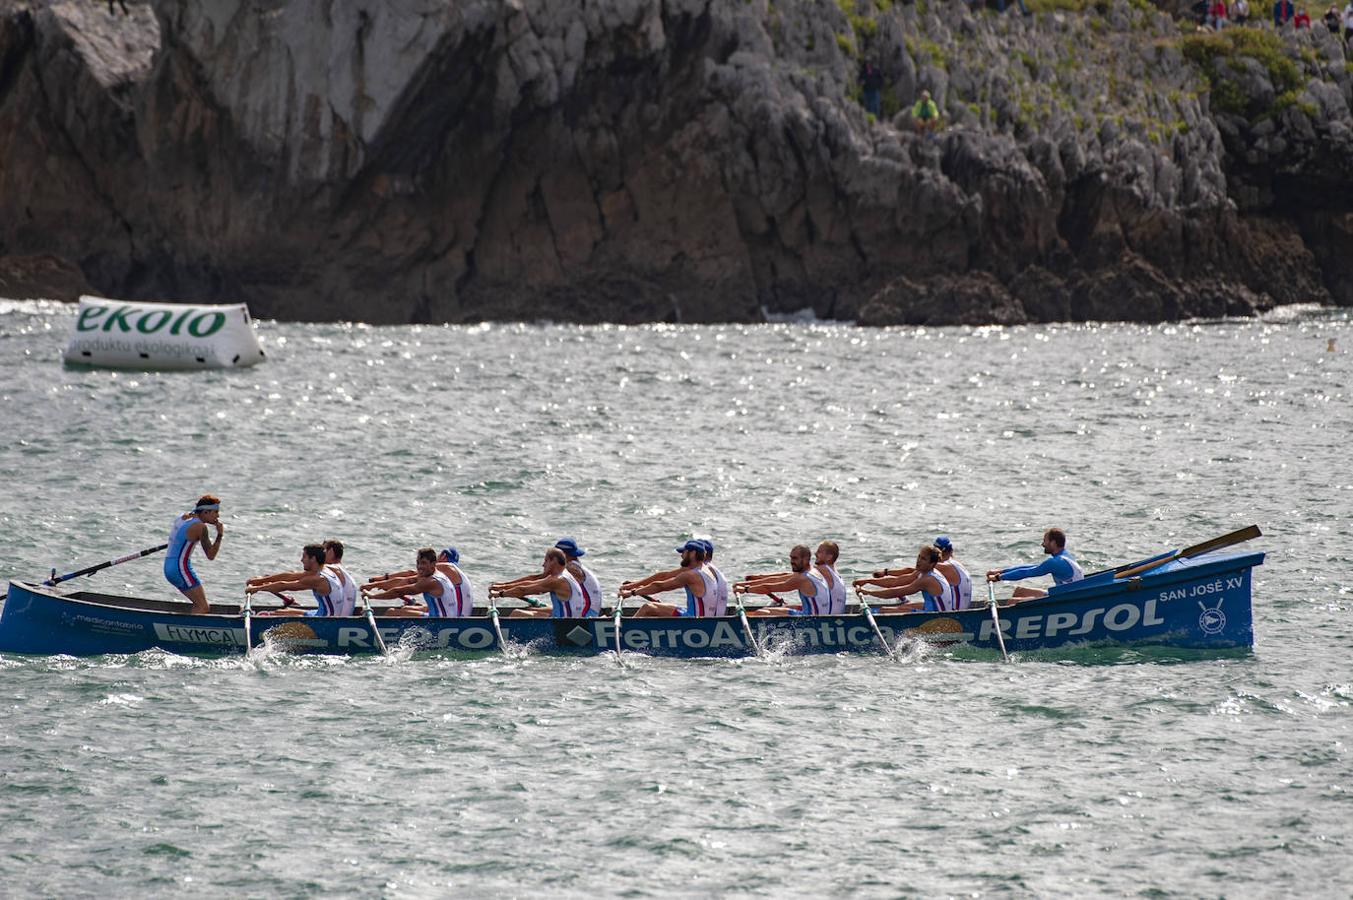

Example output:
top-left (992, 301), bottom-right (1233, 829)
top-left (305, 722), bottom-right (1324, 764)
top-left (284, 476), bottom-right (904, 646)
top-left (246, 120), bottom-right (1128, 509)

top-left (152, 622), bottom-right (248, 646)
top-left (1198, 599), bottom-right (1226, 635)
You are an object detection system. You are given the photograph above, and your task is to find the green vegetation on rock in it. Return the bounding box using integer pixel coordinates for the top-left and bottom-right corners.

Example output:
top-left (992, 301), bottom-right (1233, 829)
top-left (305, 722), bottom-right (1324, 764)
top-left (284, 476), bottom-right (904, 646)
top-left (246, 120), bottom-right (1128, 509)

top-left (1180, 29), bottom-right (1304, 119)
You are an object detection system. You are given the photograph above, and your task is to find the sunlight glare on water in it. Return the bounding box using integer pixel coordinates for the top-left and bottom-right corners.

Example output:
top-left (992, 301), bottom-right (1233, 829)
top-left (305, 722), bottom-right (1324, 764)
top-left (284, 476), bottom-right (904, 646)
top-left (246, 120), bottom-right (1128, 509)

top-left (0, 300), bottom-right (1350, 895)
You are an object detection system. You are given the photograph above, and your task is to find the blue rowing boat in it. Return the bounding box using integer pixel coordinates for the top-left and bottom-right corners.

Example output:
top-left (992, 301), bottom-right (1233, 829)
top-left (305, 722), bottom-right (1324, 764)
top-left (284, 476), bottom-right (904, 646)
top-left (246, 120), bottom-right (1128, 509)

top-left (0, 549), bottom-right (1262, 658)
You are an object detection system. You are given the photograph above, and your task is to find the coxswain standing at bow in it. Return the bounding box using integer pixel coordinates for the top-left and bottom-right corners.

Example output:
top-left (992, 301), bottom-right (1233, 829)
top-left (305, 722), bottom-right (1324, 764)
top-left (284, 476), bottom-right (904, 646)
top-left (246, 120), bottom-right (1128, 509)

top-left (164, 495), bottom-right (224, 613)
top-left (736, 544), bottom-right (830, 616)
top-left (855, 544), bottom-right (956, 613)
top-left (247, 539), bottom-right (357, 613)
top-left (491, 547), bottom-right (589, 618)
top-left (247, 544), bottom-right (351, 616)
top-left (986, 527), bottom-right (1084, 602)
top-left (363, 547), bottom-right (476, 617)
top-left (619, 540), bottom-right (722, 617)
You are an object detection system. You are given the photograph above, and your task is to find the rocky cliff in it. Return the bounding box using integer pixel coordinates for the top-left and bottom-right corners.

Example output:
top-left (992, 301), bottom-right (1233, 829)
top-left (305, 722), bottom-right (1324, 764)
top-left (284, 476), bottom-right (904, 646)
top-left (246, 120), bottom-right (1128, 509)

top-left (0, 0), bottom-right (1349, 323)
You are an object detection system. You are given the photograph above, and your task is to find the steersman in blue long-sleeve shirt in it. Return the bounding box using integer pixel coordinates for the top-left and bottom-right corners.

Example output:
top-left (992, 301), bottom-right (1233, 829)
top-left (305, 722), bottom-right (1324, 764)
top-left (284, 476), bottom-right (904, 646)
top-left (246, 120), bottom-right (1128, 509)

top-left (986, 528), bottom-right (1085, 603)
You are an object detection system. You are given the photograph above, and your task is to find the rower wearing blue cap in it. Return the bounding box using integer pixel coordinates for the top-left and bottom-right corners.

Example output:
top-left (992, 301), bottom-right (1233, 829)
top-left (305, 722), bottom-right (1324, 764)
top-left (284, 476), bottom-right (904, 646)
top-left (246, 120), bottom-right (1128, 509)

top-left (694, 538), bottom-right (729, 617)
top-left (934, 536), bottom-right (973, 610)
top-left (856, 544), bottom-right (955, 613)
top-left (363, 547), bottom-right (477, 617)
top-left (736, 544), bottom-right (830, 616)
top-left (620, 541), bottom-right (718, 617)
top-left (555, 537), bottom-right (601, 618)
top-left (987, 528), bottom-right (1084, 602)
top-left (491, 547), bottom-right (591, 617)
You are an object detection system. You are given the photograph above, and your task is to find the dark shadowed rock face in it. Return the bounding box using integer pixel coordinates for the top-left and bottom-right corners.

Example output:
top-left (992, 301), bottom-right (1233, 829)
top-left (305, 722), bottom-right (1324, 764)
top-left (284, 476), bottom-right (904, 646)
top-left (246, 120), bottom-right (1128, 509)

top-left (0, 0), bottom-right (1347, 323)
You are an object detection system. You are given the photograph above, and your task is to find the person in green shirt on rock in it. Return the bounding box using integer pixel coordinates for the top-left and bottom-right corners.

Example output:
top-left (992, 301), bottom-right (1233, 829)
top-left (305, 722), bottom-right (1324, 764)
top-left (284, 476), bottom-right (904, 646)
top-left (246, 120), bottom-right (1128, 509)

top-left (911, 90), bottom-right (941, 134)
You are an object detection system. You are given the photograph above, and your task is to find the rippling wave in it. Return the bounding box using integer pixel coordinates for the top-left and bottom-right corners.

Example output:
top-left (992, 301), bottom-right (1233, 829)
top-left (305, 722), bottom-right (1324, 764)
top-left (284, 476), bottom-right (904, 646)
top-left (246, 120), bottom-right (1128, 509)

top-left (0, 300), bottom-right (1349, 894)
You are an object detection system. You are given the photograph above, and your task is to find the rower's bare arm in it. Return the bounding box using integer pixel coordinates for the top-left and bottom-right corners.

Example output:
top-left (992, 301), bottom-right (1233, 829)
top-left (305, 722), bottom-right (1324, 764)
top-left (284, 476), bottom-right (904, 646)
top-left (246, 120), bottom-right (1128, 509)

top-left (366, 576), bottom-right (435, 601)
top-left (743, 572), bottom-right (788, 583)
top-left (365, 568), bottom-right (416, 587)
top-left (624, 571), bottom-right (694, 597)
top-left (492, 574), bottom-right (538, 590)
top-left (737, 573), bottom-right (804, 595)
top-left (860, 576), bottom-right (925, 600)
top-left (621, 567), bottom-right (681, 591)
top-left (853, 574), bottom-right (914, 589)
top-left (248, 571), bottom-right (303, 587)
top-left (250, 574), bottom-right (324, 595)
top-left (202, 523), bottom-right (223, 560)
top-left (495, 575), bottom-right (561, 599)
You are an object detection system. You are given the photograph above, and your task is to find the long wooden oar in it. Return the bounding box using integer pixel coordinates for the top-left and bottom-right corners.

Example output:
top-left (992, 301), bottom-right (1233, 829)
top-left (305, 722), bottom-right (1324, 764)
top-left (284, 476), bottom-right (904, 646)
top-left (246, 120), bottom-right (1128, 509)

top-left (361, 593), bottom-right (389, 656)
top-left (242, 591), bottom-right (254, 654)
top-left (612, 594), bottom-right (627, 666)
top-left (734, 591), bottom-right (764, 658)
top-left (1114, 525), bottom-right (1262, 580)
top-left (988, 581), bottom-right (1009, 662)
top-left (855, 588), bottom-right (896, 659)
top-left (2, 542), bottom-right (171, 602)
top-left (38, 542), bottom-right (171, 589)
top-left (488, 597), bottom-right (509, 658)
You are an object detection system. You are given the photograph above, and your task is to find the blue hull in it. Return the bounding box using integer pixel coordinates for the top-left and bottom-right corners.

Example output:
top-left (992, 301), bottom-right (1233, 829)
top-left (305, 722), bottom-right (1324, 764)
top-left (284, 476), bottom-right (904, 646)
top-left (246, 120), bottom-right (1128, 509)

top-left (0, 551), bottom-right (1261, 658)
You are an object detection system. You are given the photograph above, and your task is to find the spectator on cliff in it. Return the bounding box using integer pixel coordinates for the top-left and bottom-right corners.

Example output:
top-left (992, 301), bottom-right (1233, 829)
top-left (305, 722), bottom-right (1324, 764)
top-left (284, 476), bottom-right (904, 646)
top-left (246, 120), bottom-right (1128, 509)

top-left (997, 0), bottom-right (1033, 15)
top-left (1274, 0), bottom-right (1294, 25)
top-left (1231, 0), bottom-right (1251, 23)
top-left (1208, 0), bottom-right (1229, 27)
top-left (859, 62), bottom-right (885, 119)
top-left (911, 90), bottom-right (941, 134)
top-left (1323, 3), bottom-right (1341, 30)
top-left (1343, 0), bottom-right (1353, 38)
top-left (107, 0), bottom-right (129, 13)
top-left (1294, 5), bottom-right (1312, 24)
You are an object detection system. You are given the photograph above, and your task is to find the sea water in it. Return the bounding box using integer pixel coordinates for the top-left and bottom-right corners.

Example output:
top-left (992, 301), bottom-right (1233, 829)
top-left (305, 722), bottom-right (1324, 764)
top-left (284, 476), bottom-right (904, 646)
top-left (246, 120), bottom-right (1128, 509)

top-left (0, 299), bottom-right (1349, 896)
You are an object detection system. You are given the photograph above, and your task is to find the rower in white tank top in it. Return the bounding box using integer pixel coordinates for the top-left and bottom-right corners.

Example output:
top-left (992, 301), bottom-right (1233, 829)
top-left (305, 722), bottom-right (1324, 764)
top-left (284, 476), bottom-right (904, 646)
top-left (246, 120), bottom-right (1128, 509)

top-left (920, 571), bottom-right (959, 612)
top-left (567, 561), bottom-right (601, 617)
top-left (550, 570), bottom-right (589, 618)
top-left (445, 563), bottom-right (476, 613)
top-left (307, 567), bottom-right (346, 617)
top-left (704, 563), bottom-right (729, 617)
top-left (815, 563), bottom-right (848, 615)
top-left (794, 569), bottom-right (831, 615)
top-left (425, 570), bottom-right (473, 617)
top-left (948, 559), bottom-right (973, 610)
top-left (324, 564), bottom-right (358, 616)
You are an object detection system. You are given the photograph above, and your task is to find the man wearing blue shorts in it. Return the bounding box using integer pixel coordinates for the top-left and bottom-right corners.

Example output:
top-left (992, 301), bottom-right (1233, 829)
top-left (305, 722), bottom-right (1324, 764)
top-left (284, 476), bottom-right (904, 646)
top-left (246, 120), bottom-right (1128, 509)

top-left (164, 494), bottom-right (224, 613)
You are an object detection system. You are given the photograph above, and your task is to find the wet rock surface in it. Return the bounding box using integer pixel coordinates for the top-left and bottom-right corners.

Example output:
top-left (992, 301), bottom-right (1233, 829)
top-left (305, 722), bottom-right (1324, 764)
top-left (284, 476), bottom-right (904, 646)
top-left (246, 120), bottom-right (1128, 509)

top-left (0, 0), bottom-right (1347, 323)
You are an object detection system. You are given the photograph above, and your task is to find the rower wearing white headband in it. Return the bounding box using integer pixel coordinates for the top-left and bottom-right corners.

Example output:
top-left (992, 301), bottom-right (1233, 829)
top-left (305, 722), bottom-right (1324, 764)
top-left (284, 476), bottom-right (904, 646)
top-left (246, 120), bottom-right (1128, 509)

top-left (164, 494), bottom-right (223, 613)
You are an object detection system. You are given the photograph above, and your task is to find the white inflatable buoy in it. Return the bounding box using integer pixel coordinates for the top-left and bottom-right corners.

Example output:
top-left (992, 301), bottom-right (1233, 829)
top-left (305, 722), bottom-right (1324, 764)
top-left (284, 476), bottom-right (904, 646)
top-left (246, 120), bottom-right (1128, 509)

top-left (63, 295), bottom-right (266, 370)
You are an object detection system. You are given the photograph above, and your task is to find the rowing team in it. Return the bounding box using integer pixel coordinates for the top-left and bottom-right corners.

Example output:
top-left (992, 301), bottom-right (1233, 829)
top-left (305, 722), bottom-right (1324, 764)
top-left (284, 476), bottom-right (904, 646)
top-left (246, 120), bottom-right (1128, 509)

top-left (169, 496), bottom-right (1086, 619)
